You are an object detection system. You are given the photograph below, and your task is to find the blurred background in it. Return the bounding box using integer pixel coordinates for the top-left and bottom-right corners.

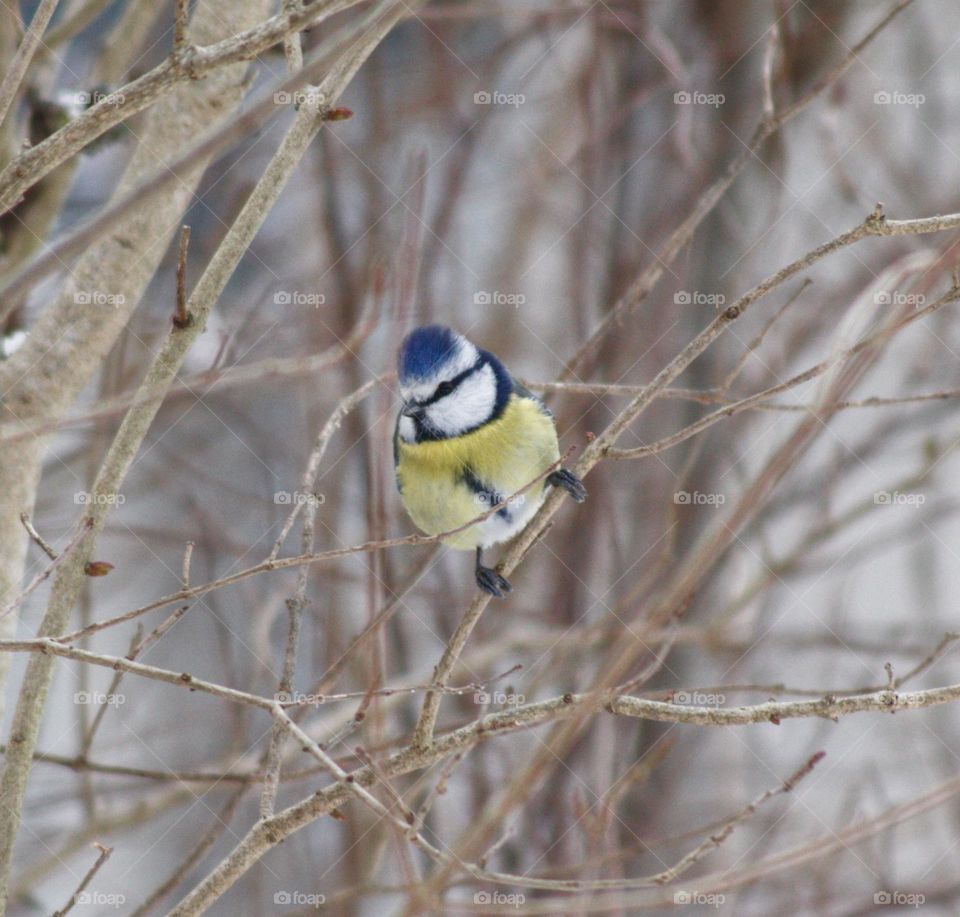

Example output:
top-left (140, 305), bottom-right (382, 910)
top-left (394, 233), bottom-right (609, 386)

top-left (6, 0), bottom-right (960, 913)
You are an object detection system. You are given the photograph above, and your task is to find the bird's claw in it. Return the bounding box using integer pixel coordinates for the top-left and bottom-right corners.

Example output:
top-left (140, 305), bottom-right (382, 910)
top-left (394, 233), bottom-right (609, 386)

top-left (548, 468), bottom-right (587, 503)
top-left (475, 564), bottom-right (512, 598)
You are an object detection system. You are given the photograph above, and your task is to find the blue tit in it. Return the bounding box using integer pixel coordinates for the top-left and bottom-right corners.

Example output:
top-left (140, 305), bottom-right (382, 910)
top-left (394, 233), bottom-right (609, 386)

top-left (394, 325), bottom-right (587, 598)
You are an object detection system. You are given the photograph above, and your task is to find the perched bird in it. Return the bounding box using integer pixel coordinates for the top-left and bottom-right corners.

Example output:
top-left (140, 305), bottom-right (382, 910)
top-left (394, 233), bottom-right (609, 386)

top-left (394, 325), bottom-right (586, 597)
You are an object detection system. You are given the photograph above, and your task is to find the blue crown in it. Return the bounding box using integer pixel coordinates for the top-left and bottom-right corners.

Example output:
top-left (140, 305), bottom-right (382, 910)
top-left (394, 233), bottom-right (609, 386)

top-left (398, 325), bottom-right (462, 382)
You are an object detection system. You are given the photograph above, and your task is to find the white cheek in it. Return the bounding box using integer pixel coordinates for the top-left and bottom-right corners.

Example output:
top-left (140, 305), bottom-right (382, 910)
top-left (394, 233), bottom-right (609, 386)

top-left (398, 415), bottom-right (416, 442)
top-left (425, 367), bottom-right (496, 435)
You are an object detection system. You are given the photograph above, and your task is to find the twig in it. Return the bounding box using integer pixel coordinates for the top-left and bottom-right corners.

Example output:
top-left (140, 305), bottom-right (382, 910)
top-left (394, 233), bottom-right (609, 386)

top-left (0, 5), bottom-right (416, 904)
top-left (312, 545), bottom-right (443, 696)
top-left (0, 0), bottom-right (366, 218)
top-left (281, 0), bottom-right (304, 72)
top-left (58, 448), bottom-right (574, 645)
top-left (411, 210), bottom-right (960, 752)
top-left (413, 750), bottom-right (467, 833)
top-left (267, 376), bottom-right (382, 562)
top-left (720, 277), bottom-right (811, 391)
top-left (761, 21), bottom-right (781, 119)
top-left (180, 541), bottom-right (195, 588)
top-left (607, 277), bottom-right (960, 461)
top-left (19, 513), bottom-right (57, 561)
top-left (562, 0), bottom-right (917, 377)
top-left (635, 750), bottom-right (825, 887)
top-left (173, 225), bottom-right (191, 329)
top-left (0, 335), bottom-right (370, 449)
top-left (0, 522), bottom-right (90, 619)
top-left (894, 632), bottom-right (960, 688)
top-left (78, 629), bottom-right (140, 761)
top-left (0, 0), bottom-right (61, 132)
top-left (129, 788), bottom-right (245, 917)
top-left (51, 842), bottom-right (112, 917)
top-left (173, 0), bottom-right (189, 56)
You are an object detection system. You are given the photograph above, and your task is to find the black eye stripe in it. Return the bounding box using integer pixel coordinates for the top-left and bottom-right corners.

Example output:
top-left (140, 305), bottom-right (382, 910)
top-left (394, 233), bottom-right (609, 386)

top-left (418, 358), bottom-right (482, 407)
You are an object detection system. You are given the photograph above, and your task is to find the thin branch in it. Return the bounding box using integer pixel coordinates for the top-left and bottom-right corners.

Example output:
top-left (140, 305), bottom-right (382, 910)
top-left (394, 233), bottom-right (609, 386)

top-left (0, 521), bottom-right (90, 619)
top-left (562, 0), bottom-right (917, 377)
top-left (0, 0), bottom-right (60, 133)
top-left (58, 448), bottom-right (574, 645)
top-left (173, 224), bottom-right (191, 329)
top-left (129, 788), bottom-right (245, 917)
top-left (173, 0), bottom-right (189, 56)
top-left (19, 513), bottom-right (57, 561)
top-left (51, 842), bottom-right (112, 917)
top-left (0, 0), bottom-right (365, 216)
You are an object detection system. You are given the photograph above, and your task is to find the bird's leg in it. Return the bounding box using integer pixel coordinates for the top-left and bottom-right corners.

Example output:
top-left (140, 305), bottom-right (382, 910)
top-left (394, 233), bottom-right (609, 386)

top-left (547, 468), bottom-right (587, 503)
top-left (475, 545), bottom-right (512, 598)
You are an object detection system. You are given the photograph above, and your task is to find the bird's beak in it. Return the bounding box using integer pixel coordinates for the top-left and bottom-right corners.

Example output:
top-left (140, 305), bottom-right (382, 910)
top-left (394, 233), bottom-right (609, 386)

top-left (401, 402), bottom-right (422, 418)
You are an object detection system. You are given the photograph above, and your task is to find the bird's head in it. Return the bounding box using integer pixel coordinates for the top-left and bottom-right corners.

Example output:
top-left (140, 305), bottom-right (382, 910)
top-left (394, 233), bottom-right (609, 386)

top-left (396, 325), bottom-right (511, 442)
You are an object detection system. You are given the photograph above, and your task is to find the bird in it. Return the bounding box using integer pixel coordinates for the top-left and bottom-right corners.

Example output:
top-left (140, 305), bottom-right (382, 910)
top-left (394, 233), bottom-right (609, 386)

top-left (394, 325), bottom-right (587, 598)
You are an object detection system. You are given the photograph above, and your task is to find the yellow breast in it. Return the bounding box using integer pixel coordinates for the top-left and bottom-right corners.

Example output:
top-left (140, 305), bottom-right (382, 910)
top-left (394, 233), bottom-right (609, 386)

top-left (395, 394), bottom-right (560, 550)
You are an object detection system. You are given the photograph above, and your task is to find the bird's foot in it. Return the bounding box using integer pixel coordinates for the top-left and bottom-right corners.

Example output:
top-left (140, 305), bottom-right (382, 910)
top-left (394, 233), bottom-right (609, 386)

top-left (547, 468), bottom-right (587, 503)
top-left (475, 554), bottom-right (512, 598)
